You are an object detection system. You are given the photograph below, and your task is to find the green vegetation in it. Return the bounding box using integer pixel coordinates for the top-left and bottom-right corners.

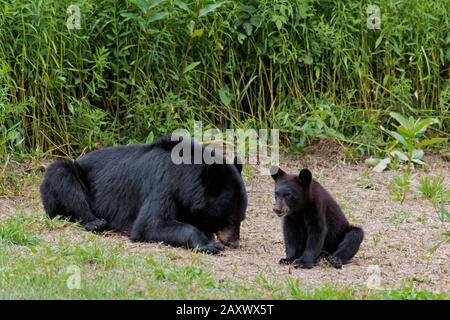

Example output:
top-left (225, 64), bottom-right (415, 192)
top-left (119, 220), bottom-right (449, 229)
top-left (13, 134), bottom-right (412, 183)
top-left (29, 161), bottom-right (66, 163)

top-left (0, 0), bottom-right (449, 158)
top-left (356, 177), bottom-right (376, 190)
top-left (0, 215), bottom-right (42, 245)
top-left (419, 176), bottom-right (450, 216)
top-left (419, 176), bottom-right (450, 253)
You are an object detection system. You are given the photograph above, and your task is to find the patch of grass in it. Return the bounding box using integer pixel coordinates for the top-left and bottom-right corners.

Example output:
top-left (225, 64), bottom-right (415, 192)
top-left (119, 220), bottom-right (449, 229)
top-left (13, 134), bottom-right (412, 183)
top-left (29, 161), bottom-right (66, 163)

top-left (287, 278), bottom-right (356, 299)
top-left (372, 232), bottom-right (381, 248)
top-left (390, 210), bottom-right (411, 225)
top-left (388, 172), bottom-right (410, 202)
top-left (71, 237), bottom-right (124, 270)
top-left (242, 165), bottom-right (256, 179)
top-left (40, 215), bottom-right (75, 231)
top-left (418, 176), bottom-right (450, 221)
top-left (356, 178), bottom-right (376, 190)
top-left (431, 231), bottom-right (450, 254)
top-left (0, 159), bottom-right (43, 197)
top-left (419, 176), bottom-right (446, 200)
top-left (416, 214), bottom-right (427, 223)
top-left (0, 215), bottom-right (41, 246)
top-left (368, 287), bottom-right (449, 300)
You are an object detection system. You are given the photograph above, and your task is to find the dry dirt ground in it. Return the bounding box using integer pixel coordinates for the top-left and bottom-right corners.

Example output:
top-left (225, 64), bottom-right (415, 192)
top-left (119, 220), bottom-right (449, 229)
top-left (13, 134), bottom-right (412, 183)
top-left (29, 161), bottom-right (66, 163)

top-left (1, 140), bottom-right (449, 294)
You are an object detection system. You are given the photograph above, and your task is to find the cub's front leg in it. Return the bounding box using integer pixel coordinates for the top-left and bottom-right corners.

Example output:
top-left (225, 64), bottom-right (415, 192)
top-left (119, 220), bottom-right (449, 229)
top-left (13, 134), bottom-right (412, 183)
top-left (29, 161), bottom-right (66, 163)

top-left (279, 215), bottom-right (306, 265)
top-left (292, 208), bottom-right (327, 269)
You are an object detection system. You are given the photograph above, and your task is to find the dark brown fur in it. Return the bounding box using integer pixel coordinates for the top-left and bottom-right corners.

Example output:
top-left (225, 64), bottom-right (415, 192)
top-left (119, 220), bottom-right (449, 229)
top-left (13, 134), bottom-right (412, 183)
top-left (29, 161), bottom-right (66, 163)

top-left (271, 167), bottom-right (364, 269)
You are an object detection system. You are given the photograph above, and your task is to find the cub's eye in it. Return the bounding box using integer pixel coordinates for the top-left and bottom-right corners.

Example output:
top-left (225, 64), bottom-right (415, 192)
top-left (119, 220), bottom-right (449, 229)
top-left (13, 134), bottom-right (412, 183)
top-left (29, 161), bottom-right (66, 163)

top-left (284, 193), bottom-right (292, 198)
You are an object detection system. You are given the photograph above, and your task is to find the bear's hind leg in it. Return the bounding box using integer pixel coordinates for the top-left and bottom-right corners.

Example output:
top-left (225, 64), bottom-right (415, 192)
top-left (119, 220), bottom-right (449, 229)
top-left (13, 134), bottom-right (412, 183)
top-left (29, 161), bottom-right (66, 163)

top-left (40, 160), bottom-right (107, 232)
top-left (327, 226), bottom-right (364, 268)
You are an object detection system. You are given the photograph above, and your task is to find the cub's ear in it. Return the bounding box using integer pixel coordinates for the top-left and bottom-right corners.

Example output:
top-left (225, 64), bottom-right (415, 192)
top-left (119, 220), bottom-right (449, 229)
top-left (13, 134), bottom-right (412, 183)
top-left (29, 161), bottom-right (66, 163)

top-left (270, 166), bottom-right (285, 181)
top-left (298, 169), bottom-right (312, 187)
top-left (233, 156), bottom-right (243, 174)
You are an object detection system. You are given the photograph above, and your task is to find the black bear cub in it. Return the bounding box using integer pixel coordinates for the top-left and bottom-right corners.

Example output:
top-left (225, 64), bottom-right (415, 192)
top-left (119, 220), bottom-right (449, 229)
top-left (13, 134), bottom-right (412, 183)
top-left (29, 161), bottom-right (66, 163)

top-left (271, 167), bottom-right (363, 269)
top-left (40, 135), bottom-right (247, 254)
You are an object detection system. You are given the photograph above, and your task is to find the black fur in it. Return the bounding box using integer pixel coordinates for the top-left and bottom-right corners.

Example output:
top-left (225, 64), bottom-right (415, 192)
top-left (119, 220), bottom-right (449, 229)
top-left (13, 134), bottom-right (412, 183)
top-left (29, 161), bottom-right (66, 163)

top-left (40, 135), bottom-right (248, 254)
top-left (271, 167), bottom-right (364, 269)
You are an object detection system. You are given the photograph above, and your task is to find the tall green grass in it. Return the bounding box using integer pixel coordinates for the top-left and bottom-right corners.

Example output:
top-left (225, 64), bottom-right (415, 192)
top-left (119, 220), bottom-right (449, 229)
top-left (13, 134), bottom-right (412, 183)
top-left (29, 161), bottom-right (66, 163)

top-left (0, 0), bottom-right (449, 157)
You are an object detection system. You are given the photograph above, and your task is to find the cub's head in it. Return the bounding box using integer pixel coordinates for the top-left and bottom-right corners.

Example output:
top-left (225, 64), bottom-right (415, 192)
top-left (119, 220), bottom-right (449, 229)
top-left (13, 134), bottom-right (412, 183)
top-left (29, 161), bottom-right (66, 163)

top-left (270, 166), bottom-right (313, 217)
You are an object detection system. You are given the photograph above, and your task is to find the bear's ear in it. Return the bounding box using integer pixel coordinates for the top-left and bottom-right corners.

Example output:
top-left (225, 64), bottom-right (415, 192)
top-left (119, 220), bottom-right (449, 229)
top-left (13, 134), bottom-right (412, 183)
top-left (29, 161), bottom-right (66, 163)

top-left (205, 163), bottom-right (226, 193)
top-left (298, 169), bottom-right (312, 187)
top-left (270, 166), bottom-right (285, 181)
top-left (207, 162), bottom-right (224, 179)
top-left (233, 156), bottom-right (243, 174)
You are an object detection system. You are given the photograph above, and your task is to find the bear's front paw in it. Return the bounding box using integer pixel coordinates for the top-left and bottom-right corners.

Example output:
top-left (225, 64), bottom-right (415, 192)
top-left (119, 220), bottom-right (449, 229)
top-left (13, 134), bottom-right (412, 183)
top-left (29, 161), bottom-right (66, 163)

top-left (292, 258), bottom-right (314, 269)
top-left (196, 242), bottom-right (224, 255)
top-left (279, 258), bottom-right (295, 265)
top-left (325, 255), bottom-right (343, 269)
top-left (84, 219), bottom-right (108, 232)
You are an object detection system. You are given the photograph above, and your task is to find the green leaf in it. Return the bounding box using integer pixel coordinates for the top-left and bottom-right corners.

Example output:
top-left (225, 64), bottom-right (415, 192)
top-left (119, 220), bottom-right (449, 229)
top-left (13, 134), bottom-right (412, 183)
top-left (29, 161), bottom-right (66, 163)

top-left (381, 126), bottom-right (409, 147)
top-left (149, 11), bottom-right (169, 22)
top-left (187, 20), bottom-right (195, 34)
top-left (412, 149), bottom-right (424, 161)
top-left (174, 0), bottom-right (190, 11)
top-left (392, 132), bottom-right (410, 147)
top-left (67, 103), bottom-right (74, 115)
top-left (303, 55), bottom-right (313, 65)
top-left (250, 16), bottom-right (262, 27)
top-left (145, 132), bottom-right (154, 144)
top-left (191, 28), bottom-right (204, 38)
top-left (243, 22), bottom-right (253, 36)
top-left (375, 34), bottom-right (383, 49)
top-left (275, 18), bottom-right (283, 30)
top-left (414, 118), bottom-right (438, 136)
top-left (133, 0), bottom-right (150, 9)
top-left (237, 33), bottom-right (246, 44)
top-left (120, 12), bottom-right (139, 19)
top-left (365, 158), bottom-right (381, 168)
top-left (149, 0), bottom-right (165, 9)
top-left (184, 61), bottom-right (200, 74)
top-left (390, 150), bottom-right (408, 162)
top-left (411, 158), bottom-right (426, 165)
top-left (397, 125), bottom-right (414, 138)
top-left (373, 157), bottom-right (390, 173)
top-left (199, 2), bottom-right (224, 17)
top-left (218, 86), bottom-right (232, 106)
top-left (417, 137), bottom-right (447, 148)
top-left (389, 112), bottom-right (413, 131)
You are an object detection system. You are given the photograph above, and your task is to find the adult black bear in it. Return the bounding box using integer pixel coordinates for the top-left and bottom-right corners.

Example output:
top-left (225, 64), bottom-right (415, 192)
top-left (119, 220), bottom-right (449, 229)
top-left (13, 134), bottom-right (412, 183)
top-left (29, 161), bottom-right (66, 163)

top-left (271, 167), bottom-right (363, 269)
top-left (40, 135), bottom-right (247, 254)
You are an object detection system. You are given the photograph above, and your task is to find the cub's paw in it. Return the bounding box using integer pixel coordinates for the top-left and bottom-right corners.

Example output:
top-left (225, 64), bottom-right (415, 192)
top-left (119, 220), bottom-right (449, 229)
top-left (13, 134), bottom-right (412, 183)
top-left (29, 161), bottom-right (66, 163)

top-left (279, 258), bottom-right (295, 265)
top-left (196, 242), bottom-right (224, 255)
top-left (292, 258), bottom-right (314, 269)
top-left (326, 255), bottom-right (343, 269)
top-left (84, 219), bottom-right (108, 232)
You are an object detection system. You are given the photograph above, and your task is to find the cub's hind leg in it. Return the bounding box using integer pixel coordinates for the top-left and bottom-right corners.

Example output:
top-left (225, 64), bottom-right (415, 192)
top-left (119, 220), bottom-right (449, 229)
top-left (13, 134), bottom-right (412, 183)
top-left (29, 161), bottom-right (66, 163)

top-left (327, 226), bottom-right (364, 268)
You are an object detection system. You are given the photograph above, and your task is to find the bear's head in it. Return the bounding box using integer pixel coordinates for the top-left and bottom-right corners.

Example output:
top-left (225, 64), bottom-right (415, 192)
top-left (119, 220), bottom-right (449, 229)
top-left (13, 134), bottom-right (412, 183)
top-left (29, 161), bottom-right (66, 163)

top-left (200, 157), bottom-right (247, 248)
top-left (270, 166), bottom-right (313, 217)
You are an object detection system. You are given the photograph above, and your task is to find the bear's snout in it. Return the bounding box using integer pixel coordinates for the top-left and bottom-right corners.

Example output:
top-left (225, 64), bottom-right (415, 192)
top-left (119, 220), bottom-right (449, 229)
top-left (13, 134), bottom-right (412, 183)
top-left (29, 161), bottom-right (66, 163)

top-left (217, 225), bottom-right (240, 248)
